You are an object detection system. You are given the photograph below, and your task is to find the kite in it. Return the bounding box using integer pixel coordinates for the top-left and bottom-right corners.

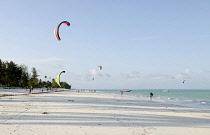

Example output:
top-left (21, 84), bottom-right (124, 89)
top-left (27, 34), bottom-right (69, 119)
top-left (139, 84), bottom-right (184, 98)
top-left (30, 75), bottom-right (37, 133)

top-left (98, 65), bottom-right (102, 70)
top-left (54, 21), bottom-right (70, 41)
top-left (55, 71), bottom-right (65, 87)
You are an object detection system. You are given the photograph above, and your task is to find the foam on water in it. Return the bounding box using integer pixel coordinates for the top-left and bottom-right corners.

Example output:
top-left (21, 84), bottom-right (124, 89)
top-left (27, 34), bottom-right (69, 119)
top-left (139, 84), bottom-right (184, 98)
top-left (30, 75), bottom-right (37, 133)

top-left (201, 102), bottom-right (207, 104)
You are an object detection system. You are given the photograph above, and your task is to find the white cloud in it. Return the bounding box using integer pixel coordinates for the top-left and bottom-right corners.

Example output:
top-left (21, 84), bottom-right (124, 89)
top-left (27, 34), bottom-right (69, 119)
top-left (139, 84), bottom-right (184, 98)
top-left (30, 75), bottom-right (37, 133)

top-left (88, 69), bottom-right (110, 78)
top-left (89, 69), bottom-right (98, 76)
top-left (174, 68), bottom-right (191, 79)
top-left (121, 71), bottom-right (175, 80)
top-left (121, 71), bottom-right (142, 79)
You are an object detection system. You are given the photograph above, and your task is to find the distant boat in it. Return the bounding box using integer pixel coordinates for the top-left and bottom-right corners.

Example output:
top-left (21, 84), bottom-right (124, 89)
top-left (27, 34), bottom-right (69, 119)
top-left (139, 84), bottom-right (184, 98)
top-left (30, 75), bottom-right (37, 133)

top-left (161, 90), bottom-right (169, 92)
top-left (120, 90), bottom-right (132, 92)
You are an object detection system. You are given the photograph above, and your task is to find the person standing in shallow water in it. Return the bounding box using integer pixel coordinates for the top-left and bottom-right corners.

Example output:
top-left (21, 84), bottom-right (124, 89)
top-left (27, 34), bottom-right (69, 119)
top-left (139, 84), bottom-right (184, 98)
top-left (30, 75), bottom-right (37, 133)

top-left (150, 92), bottom-right (153, 101)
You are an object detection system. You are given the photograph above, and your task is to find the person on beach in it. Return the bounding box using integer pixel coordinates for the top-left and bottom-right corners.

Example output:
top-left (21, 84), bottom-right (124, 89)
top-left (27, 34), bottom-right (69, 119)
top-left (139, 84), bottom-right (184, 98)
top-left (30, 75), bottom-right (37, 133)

top-left (150, 92), bottom-right (153, 101)
top-left (29, 87), bottom-right (32, 93)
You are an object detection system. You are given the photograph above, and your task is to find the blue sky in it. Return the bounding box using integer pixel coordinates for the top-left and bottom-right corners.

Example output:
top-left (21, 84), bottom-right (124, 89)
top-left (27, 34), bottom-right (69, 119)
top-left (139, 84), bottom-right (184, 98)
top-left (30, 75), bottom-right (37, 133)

top-left (1, 0), bottom-right (210, 89)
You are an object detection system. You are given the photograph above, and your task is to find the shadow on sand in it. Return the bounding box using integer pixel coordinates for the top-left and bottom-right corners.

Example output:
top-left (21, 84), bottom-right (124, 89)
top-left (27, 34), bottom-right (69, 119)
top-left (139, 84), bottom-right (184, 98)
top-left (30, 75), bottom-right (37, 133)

top-left (1, 91), bottom-right (210, 128)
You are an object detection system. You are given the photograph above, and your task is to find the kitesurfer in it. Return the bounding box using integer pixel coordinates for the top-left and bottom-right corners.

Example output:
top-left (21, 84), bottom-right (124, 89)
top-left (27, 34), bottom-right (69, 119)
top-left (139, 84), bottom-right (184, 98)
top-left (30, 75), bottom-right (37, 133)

top-left (150, 92), bottom-right (153, 101)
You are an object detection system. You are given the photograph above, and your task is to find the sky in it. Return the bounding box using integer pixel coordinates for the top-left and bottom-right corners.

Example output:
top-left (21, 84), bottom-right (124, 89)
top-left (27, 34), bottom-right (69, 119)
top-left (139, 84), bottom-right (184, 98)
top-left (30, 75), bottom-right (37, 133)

top-left (1, 0), bottom-right (210, 89)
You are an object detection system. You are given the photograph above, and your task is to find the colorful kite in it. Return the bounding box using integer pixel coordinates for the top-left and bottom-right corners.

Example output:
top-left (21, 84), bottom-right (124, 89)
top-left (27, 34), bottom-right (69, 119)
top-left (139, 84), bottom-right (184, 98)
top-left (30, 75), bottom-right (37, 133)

top-left (55, 71), bottom-right (65, 87)
top-left (54, 21), bottom-right (70, 41)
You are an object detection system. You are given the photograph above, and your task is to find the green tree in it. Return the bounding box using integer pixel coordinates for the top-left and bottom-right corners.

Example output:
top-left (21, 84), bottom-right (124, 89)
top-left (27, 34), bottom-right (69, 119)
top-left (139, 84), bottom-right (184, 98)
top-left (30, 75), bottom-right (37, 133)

top-left (5, 61), bottom-right (22, 87)
top-left (0, 59), bottom-right (4, 85)
top-left (51, 78), bottom-right (58, 88)
top-left (38, 79), bottom-right (43, 88)
top-left (1, 61), bottom-right (7, 86)
top-left (29, 67), bottom-right (39, 87)
top-left (20, 64), bottom-right (30, 87)
top-left (60, 82), bottom-right (70, 89)
top-left (45, 80), bottom-right (52, 88)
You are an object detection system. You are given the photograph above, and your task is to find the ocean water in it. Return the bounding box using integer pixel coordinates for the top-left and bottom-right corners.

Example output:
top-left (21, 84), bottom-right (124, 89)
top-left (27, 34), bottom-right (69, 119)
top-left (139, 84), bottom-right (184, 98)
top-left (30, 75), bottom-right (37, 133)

top-left (96, 89), bottom-right (210, 109)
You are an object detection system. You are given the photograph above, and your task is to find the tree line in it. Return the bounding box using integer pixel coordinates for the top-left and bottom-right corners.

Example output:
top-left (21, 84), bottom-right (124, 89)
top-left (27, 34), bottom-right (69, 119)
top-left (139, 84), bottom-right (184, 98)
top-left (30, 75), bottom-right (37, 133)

top-left (0, 59), bottom-right (70, 89)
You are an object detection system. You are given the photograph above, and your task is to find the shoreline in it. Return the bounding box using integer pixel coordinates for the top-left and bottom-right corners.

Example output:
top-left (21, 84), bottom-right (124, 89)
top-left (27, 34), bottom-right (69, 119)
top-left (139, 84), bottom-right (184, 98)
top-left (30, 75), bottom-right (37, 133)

top-left (0, 90), bottom-right (210, 135)
top-left (97, 89), bottom-right (210, 110)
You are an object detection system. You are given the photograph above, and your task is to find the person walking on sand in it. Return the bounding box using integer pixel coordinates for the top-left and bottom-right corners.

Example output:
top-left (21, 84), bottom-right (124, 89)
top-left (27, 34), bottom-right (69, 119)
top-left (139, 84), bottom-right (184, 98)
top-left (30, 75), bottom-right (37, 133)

top-left (29, 86), bottom-right (32, 93)
top-left (150, 92), bottom-right (153, 101)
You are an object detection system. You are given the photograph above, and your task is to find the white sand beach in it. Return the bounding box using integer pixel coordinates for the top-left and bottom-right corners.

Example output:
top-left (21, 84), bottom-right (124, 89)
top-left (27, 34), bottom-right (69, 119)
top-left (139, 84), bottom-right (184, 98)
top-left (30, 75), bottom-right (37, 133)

top-left (0, 90), bottom-right (210, 135)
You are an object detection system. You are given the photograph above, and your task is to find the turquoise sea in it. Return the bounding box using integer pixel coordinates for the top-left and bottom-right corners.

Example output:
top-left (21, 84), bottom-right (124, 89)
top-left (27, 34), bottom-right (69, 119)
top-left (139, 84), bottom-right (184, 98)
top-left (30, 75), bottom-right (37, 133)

top-left (96, 89), bottom-right (210, 109)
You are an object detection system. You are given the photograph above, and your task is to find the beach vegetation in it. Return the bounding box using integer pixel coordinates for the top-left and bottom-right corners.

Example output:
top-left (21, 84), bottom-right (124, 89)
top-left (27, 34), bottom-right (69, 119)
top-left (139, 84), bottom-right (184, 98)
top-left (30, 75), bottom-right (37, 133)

top-left (0, 59), bottom-right (70, 89)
